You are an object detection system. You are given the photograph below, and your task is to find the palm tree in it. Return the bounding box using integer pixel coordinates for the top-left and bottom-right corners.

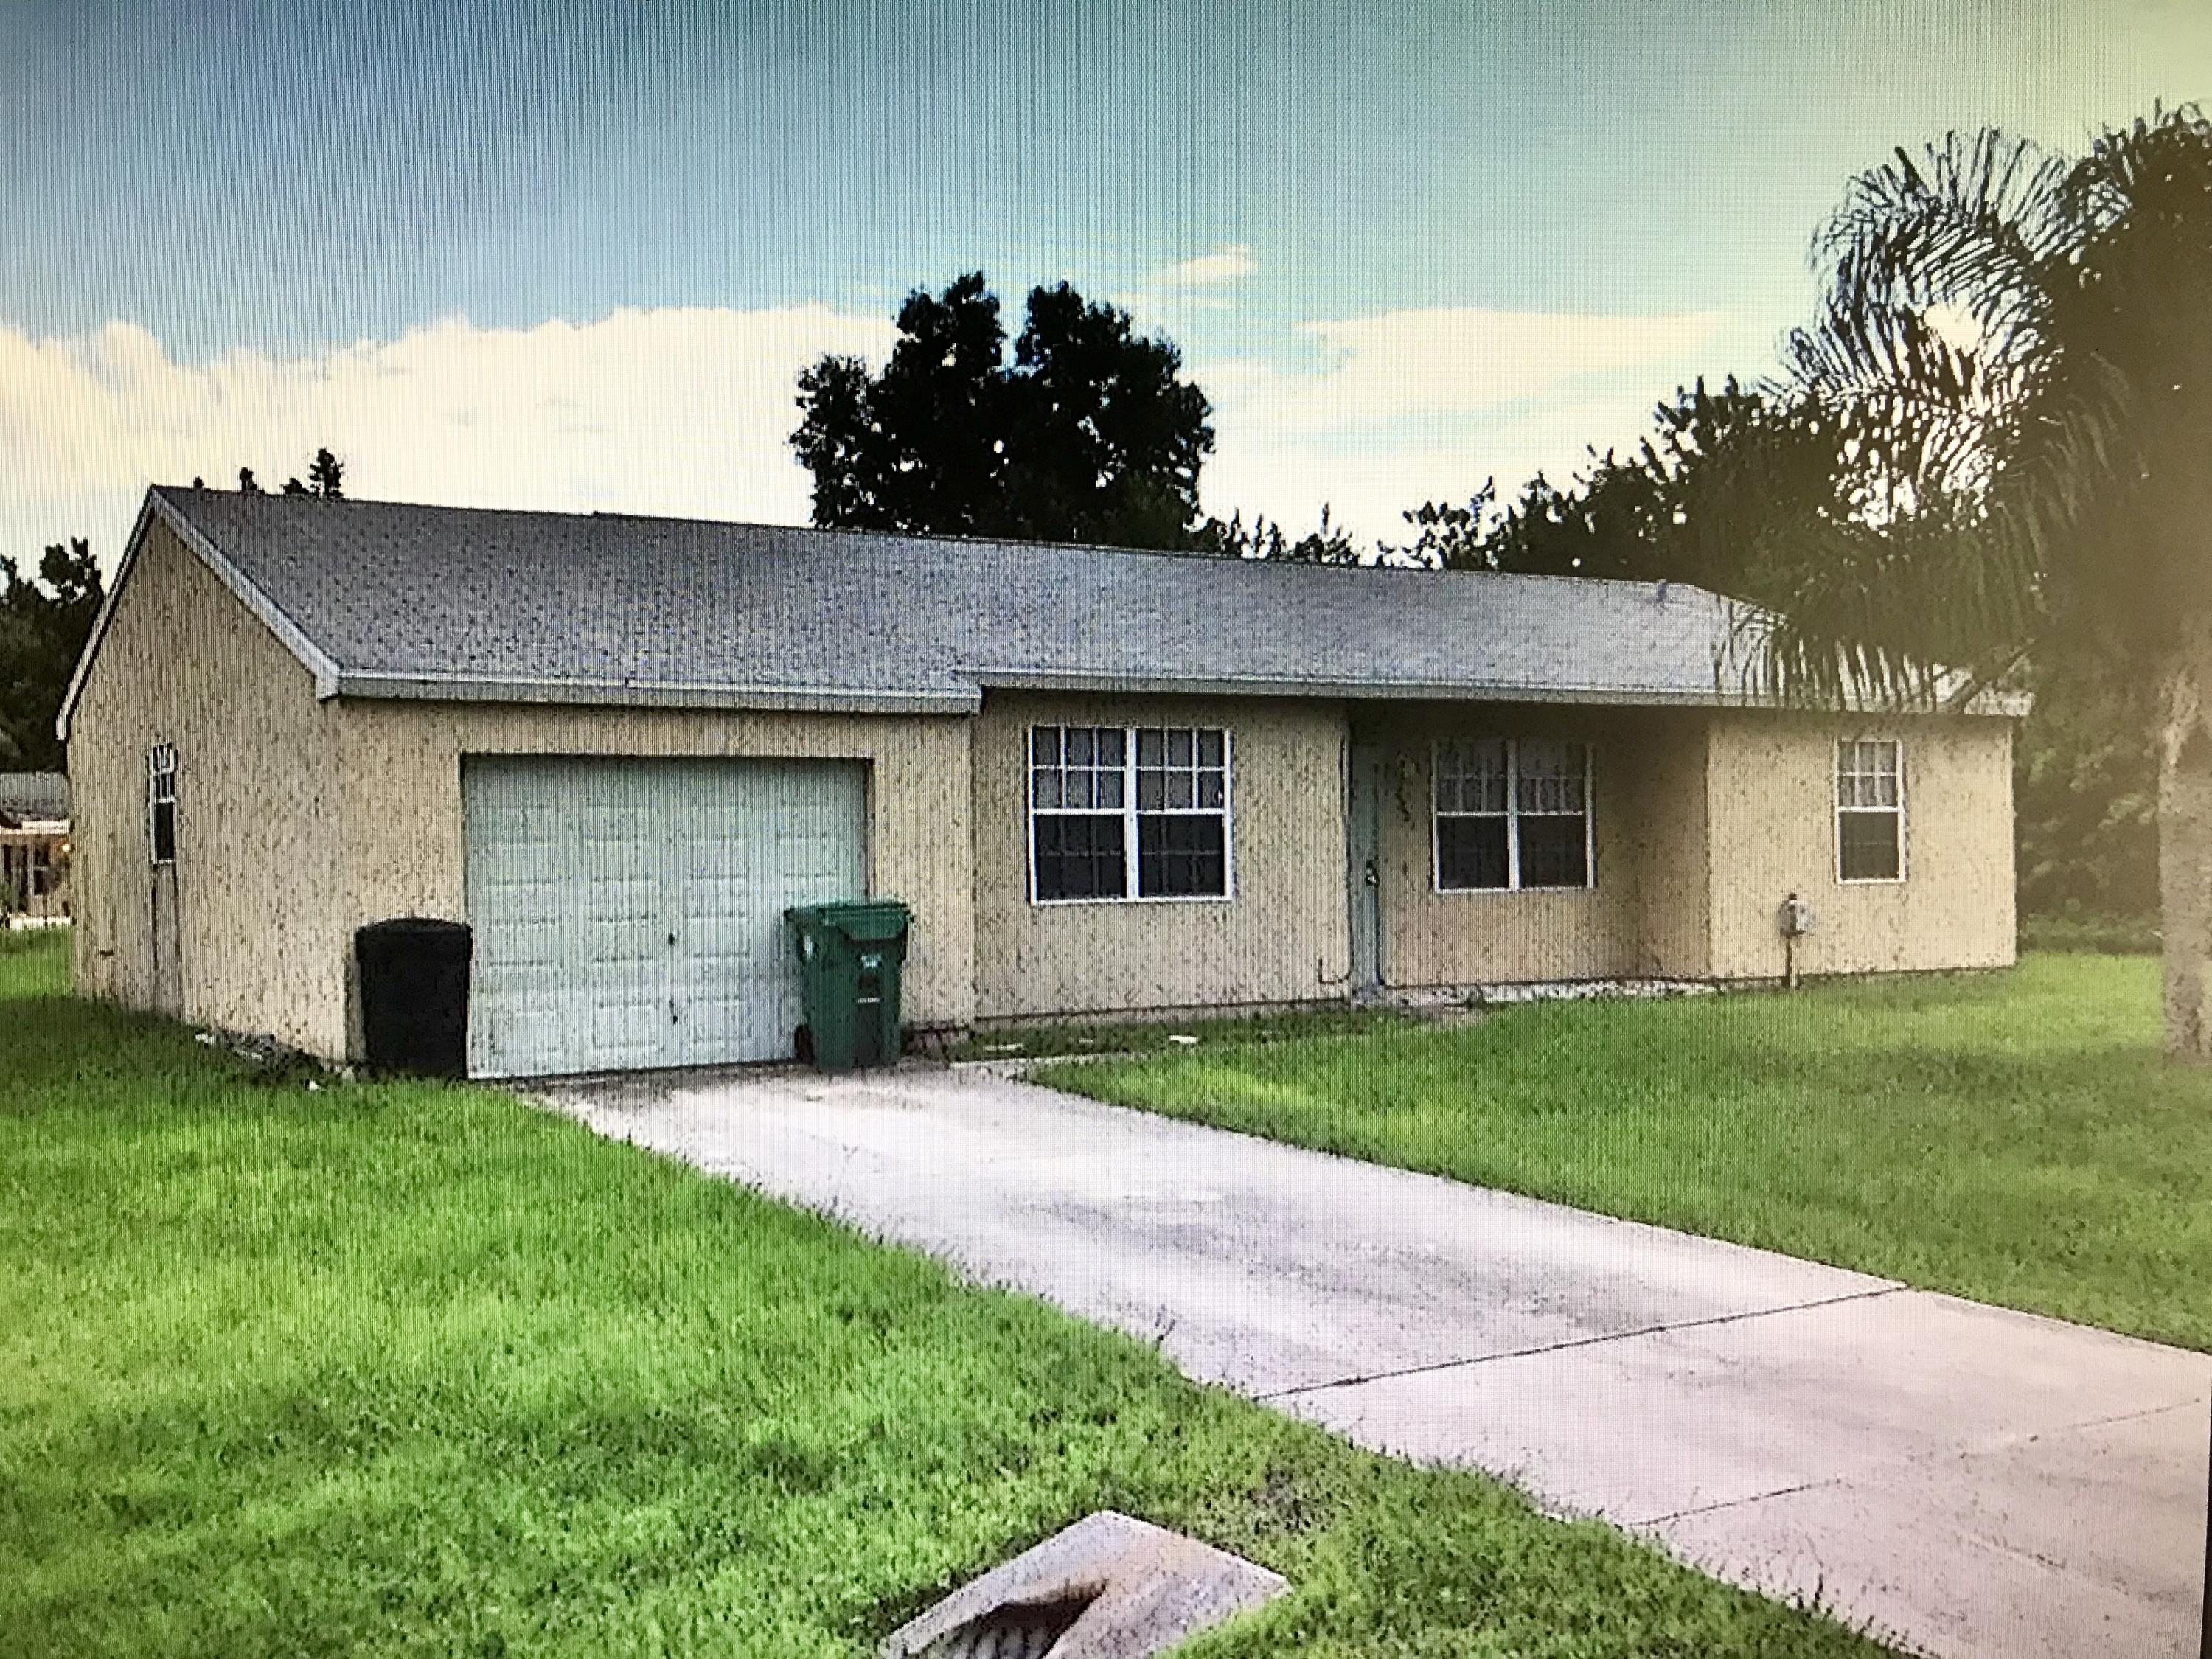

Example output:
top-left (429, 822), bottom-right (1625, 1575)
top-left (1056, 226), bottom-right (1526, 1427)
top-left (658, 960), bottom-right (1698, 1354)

top-left (1720, 106), bottom-right (2212, 1056)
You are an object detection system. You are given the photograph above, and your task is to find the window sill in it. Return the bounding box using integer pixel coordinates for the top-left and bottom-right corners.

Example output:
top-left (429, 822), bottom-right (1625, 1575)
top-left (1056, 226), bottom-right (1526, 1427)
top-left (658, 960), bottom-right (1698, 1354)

top-left (1434, 883), bottom-right (1595, 896)
top-left (1030, 892), bottom-right (1235, 908)
top-left (1835, 875), bottom-right (1908, 887)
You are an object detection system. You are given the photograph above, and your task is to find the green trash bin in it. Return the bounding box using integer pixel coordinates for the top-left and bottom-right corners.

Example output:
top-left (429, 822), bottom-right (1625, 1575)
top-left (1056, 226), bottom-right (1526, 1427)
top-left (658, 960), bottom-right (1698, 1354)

top-left (785, 900), bottom-right (912, 1071)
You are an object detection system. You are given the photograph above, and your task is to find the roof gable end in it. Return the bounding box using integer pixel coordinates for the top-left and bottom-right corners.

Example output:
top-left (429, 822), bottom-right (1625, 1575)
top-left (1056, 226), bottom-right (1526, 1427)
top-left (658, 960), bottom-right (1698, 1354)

top-left (55, 488), bottom-right (341, 741)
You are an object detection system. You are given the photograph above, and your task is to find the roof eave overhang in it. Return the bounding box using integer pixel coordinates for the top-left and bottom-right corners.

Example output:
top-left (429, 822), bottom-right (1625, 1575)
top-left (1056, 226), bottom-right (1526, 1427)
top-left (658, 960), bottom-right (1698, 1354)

top-left (331, 670), bottom-right (979, 717)
top-left (964, 667), bottom-right (2031, 717)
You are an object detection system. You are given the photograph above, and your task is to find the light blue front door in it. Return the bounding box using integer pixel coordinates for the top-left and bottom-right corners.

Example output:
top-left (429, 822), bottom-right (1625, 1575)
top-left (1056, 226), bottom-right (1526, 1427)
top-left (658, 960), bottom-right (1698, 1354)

top-left (462, 755), bottom-right (868, 1077)
top-left (1346, 740), bottom-right (1382, 997)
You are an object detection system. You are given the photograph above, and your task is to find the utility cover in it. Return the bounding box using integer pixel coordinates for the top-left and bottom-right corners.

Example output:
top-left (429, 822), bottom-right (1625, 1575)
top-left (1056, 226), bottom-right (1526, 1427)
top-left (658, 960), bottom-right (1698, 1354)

top-left (880, 1511), bottom-right (1289, 1659)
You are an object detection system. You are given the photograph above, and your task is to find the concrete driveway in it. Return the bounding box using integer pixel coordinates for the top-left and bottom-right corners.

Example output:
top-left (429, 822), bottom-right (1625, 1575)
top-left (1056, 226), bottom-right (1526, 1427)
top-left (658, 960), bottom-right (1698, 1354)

top-left (543, 1065), bottom-right (2209, 1659)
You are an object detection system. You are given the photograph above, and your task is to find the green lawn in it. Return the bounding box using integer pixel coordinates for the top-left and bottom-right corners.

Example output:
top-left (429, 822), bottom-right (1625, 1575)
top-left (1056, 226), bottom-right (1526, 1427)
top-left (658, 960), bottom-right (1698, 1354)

top-left (1043, 953), bottom-right (2212, 1352)
top-left (0, 928), bottom-right (1882, 1659)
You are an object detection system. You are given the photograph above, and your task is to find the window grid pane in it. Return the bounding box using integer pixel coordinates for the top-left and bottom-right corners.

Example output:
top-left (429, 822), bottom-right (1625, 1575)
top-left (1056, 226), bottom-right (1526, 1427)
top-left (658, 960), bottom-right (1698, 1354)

top-left (1034, 813), bottom-right (1128, 901)
top-left (1138, 815), bottom-right (1226, 897)
top-left (1437, 816), bottom-right (1510, 890)
top-left (1436, 738), bottom-right (1590, 891)
top-left (1516, 739), bottom-right (1587, 816)
top-left (1134, 728), bottom-right (1227, 815)
top-left (1032, 725), bottom-right (1124, 811)
top-left (1134, 726), bottom-right (1228, 897)
top-left (147, 745), bottom-right (178, 865)
top-left (1838, 810), bottom-right (1902, 881)
top-left (1837, 740), bottom-right (1902, 880)
top-left (1837, 740), bottom-right (1900, 809)
top-left (1517, 814), bottom-right (1589, 888)
top-left (1032, 724), bottom-right (1230, 902)
top-left (1435, 740), bottom-right (1509, 817)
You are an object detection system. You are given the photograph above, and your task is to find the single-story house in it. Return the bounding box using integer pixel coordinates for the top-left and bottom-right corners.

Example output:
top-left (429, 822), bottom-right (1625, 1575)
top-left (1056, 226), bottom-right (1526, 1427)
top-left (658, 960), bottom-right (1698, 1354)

top-left (1, 771), bottom-right (72, 922)
top-left (59, 486), bottom-right (2022, 1077)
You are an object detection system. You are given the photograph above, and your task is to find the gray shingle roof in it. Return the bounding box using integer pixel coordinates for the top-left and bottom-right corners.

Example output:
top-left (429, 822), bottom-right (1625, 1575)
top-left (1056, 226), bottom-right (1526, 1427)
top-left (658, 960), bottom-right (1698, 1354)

top-left (0, 772), bottom-right (69, 823)
top-left (125, 486), bottom-right (1818, 717)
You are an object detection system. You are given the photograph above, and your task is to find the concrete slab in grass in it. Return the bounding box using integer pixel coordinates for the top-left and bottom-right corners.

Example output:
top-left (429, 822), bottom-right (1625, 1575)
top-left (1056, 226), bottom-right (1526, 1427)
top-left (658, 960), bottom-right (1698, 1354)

top-left (879, 1509), bottom-right (1287, 1658)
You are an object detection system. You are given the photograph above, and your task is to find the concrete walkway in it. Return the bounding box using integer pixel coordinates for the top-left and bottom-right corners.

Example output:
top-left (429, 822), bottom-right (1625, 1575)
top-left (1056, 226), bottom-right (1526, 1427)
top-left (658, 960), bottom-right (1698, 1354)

top-left (543, 1065), bottom-right (2210, 1659)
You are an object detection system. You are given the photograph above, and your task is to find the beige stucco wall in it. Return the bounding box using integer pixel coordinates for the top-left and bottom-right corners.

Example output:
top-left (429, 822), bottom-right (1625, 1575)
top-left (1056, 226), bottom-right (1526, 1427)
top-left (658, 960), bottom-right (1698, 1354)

top-left (333, 700), bottom-right (977, 1047)
top-left (970, 690), bottom-right (1352, 1020)
top-left (1359, 703), bottom-right (1714, 988)
top-left (69, 521), bottom-right (974, 1062)
top-left (66, 521), bottom-right (2016, 1060)
top-left (66, 519), bottom-right (347, 1053)
top-left (1705, 711), bottom-right (2017, 978)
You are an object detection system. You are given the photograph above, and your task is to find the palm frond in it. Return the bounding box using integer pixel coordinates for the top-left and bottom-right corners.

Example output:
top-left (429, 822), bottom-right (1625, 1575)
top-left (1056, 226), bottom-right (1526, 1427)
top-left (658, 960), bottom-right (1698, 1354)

top-left (1814, 130), bottom-right (2074, 364)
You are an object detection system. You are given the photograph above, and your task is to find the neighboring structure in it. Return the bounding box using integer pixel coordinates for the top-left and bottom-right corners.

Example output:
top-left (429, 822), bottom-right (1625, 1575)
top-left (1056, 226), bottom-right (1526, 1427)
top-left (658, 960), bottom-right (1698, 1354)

top-left (59, 487), bottom-right (2022, 1077)
top-left (0, 771), bottom-right (71, 923)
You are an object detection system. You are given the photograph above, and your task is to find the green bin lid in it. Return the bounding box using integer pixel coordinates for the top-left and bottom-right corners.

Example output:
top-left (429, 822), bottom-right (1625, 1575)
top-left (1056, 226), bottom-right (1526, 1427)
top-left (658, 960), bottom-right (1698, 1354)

top-left (785, 899), bottom-right (911, 941)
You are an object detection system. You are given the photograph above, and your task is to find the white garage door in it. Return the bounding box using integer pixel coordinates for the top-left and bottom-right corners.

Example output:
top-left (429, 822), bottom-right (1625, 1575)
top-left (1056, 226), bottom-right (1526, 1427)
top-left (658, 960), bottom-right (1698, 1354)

top-left (463, 755), bottom-right (868, 1077)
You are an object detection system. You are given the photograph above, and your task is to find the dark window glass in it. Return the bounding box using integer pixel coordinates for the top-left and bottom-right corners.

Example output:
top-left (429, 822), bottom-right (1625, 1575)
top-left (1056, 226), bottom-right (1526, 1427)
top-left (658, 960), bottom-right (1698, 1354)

top-left (1137, 814), bottom-right (1226, 897)
top-left (151, 801), bottom-right (177, 863)
top-left (1034, 814), bottom-right (1126, 900)
top-left (1437, 816), bottom-right (1509, 890)
top-left (1517, 815), bottom-right (1588, 888)
top-left (1838, 810), bottom-right (1901, 881)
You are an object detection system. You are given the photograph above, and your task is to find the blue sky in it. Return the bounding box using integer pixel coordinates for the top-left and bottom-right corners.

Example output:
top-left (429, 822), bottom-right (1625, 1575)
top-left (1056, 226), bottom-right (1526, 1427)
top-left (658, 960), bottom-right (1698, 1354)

top-left (2, 0), bottom-right (2206, 561)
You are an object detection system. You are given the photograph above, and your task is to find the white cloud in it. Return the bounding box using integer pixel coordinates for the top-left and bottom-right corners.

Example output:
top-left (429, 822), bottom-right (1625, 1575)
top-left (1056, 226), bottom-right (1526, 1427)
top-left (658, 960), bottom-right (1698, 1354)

top-left (0, 304), bottom-right (894, 566)
top-left (1214, 306), bottom-right (1725, 433)
top-left (1194, 305), bottom-right (1729, 543)
top-left (1116, 244), bottom-right (1261, 316)
top-left (0, 296), bottom-right (1733, 571)
top-left (1147, 244), bottom-right (1259, 288)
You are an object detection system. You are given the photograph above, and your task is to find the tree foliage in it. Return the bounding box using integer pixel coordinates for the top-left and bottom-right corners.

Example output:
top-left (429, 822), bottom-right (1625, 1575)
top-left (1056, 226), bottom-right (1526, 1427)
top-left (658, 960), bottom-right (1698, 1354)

top-left (307, 447), bottom-right (344, 498)
top-left (239, 448), bottom-right (346, 498)
top-left (0, 538), bottom-right (102, 771)
top-left (1691, 105), bottom-right (2212, 1044)
top-left (1396, 378), bottom-right (1795, 590)
top-left (2015, 656), bottom-right (2157, 919)
top-left (792, 273), bottom-right (1214, 549)
top-left (1199, 504), bottom-right (1363, 566)
top-left (1705, 108), bottom-right (2212, 709)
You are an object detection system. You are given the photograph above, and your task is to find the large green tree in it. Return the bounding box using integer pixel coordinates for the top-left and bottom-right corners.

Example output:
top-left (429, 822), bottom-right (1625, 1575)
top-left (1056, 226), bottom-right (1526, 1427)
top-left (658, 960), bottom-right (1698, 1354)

top-left (791, 273), bottom-right (1214, 549)
top-left (1397, 378), bottom-right (1794, 584)
top-left (1711, 108), bottom-right (2212, 1053)
top-left (0, 538), bottom-right (102, 772)
top-left (2015, 658), bottom-right (2157, 919)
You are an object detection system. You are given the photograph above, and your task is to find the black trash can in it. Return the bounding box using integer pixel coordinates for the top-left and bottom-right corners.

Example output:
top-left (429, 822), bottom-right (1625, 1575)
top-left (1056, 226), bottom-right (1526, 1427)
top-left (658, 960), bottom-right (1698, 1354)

top-left (355, 917), bottom-right (473, 1077)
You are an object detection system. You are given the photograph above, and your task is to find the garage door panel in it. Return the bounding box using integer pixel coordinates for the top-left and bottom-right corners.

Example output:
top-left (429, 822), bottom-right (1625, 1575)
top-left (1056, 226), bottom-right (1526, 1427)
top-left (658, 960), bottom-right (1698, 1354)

top-left (464, 757), bottom-right (867, 1077)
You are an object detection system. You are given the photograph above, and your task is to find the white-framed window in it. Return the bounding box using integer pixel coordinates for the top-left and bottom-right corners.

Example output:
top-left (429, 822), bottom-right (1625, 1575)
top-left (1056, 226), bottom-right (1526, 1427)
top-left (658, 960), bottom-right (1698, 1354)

top-left (1029, 724), bottom-right (1232, 902)
top-left (1433, 737), bottom-right (1593, 891)
top-left (1836, 737), bottom-right (1905, 883)
top-left (147, 743), bottom-right (178, 866)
